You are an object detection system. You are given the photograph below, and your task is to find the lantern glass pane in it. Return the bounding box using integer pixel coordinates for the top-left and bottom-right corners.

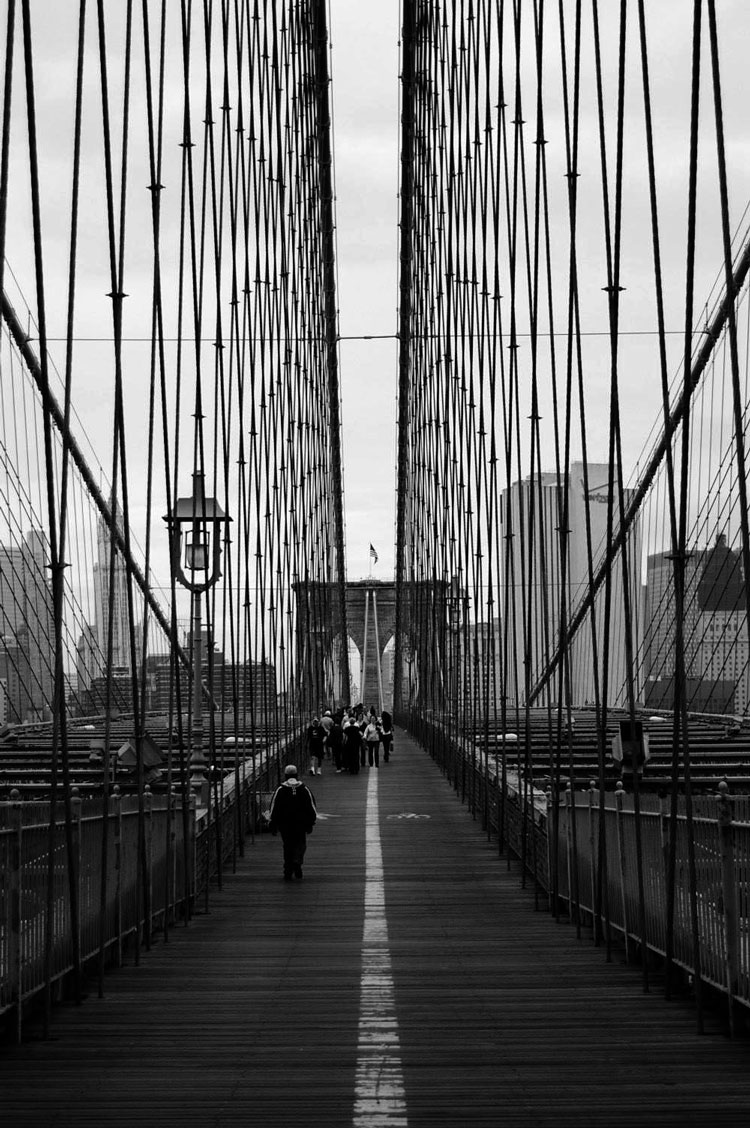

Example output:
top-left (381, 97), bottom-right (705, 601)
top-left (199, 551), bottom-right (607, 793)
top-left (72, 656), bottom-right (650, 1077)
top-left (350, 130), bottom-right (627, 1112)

top-left (186, 538), bottom-right (209, 572)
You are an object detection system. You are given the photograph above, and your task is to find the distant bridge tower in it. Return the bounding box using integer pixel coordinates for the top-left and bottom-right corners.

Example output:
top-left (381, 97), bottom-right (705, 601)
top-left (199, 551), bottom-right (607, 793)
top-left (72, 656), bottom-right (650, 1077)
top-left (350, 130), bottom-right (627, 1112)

top-left (346, 580), bottom-right (396, 710)
top-left (293, 578), bottom-right (451, 715)
top-left (292, 579), bottom-right (396, 713)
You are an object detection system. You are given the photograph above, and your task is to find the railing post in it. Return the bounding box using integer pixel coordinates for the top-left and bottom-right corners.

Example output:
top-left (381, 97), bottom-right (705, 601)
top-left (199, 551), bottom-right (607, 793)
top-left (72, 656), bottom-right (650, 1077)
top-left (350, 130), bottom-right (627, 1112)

top-left (71, 788), bottom-right (82, 953)
top-left (144, 786), bottom-right (153, 948)
top-left (498, 750), bottom-right (506, 856)
top-left (658, 790), bottom-right (669, 875)
top-left (113, 787), bottom-right (123, 967)
top-left (717, 781), bottom-right (739, 1035)
top-left (615, 781), bottom-right (630, 962)
top-left (9, 790), bottom-right (22, 1043)
top-left (169, 786), bottom-right (177, 929)
top-left (565, 785), bottom-right (573, 921)
top-left (545, 787), bottom-right (554, 913)
top-left (658, 790), bottom-right (672, 969)
top-left (68, 789), bottom-right (83, 1005)
top-left (588, 782), bottom-right (597, 936)
top-left (246, 765), bottom-right (254, 840)
top-left (189, 793), bottom-right (198, 912)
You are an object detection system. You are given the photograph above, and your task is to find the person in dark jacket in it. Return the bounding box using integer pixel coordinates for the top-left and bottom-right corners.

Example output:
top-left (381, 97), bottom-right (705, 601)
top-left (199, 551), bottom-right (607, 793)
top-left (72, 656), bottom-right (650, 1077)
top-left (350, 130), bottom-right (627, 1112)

top-left (357, 712), bottom-right (368, 769)
top-left (307, 717), bottom-right (326, 775)
top-left (380, 709), bottom-right (393, 762)
top-left (268, 765), bottom-right (317, 880)
top-left (342, 716), bottom-right (362, 774)
top-left (327, 716), bottom-right (344, 772)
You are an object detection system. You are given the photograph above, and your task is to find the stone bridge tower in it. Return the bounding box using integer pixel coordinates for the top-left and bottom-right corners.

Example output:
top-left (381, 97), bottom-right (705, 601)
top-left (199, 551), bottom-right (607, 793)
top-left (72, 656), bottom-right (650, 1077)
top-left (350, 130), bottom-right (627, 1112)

top-left (345, 580), bottom-right (396, 709)
top-left (293, 578), bottom-right (450, 714)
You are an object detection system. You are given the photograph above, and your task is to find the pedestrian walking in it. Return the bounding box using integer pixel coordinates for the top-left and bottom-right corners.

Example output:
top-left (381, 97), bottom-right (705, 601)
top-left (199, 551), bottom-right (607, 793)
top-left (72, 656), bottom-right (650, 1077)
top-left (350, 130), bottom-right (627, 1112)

top-left (358, 711), bottom-right (368, 768)
top-left (327, 714), bottom-right (344, 772)
top-left (380, 709), bottom-right (393, 762)
top-left (320, 709), bottom-right (334, 757)
top-left (307, 716), bottom-right (325, 775)
top-left (342, 716), bottom-right (362, 774)
top-left (364, 716), bottom-right (381, 768)
top-left (268, 764), bottom-right (317, 880)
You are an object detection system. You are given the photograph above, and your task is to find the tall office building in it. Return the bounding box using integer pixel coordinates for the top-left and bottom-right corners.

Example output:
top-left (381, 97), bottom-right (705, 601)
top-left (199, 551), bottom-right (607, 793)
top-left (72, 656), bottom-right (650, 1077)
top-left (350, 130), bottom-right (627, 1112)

top-left (0, 529), bottom-right (55, 721)
top-left (501, 463), bottom-right (642, 709)
top-left (646, 534), bottom-right (749, 714)
top-left (644, 551), bottom-right (703, 684)
top-left (465, 619), bottom-right (504, 716)
top-left (93, 508), bottom-right (132, 669)
top-left (75, 622), bottom-right (102, 713)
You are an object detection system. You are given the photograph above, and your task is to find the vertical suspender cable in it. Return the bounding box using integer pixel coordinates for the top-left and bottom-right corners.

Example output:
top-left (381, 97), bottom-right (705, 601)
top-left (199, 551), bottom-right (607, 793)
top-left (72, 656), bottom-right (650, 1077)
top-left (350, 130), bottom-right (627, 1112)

top-left (311, 0), bottom-right (350, 704)
top-left (20, 0), bottom-right (80, 1008)
top-left (394, 0), bottom-right (417, 723)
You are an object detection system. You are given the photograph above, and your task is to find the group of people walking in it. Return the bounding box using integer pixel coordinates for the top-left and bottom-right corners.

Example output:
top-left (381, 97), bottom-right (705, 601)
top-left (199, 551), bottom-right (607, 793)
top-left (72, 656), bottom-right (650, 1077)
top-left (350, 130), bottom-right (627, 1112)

top-left (268, 704), bottom-right (394, 881)
top-left (305, 705), bottom-right (393, 775)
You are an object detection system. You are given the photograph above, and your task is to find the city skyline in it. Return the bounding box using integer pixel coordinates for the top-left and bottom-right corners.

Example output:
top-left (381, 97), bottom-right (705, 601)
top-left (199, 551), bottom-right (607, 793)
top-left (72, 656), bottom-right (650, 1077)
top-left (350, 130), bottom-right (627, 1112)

top-left (2, 515), bottom-right (750, 721)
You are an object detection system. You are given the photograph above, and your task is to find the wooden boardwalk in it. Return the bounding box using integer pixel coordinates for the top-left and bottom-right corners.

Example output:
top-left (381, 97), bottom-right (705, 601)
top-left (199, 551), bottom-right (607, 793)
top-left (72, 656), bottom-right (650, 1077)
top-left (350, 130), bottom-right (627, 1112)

top-left (2, 729), bottom-right (750, 1127)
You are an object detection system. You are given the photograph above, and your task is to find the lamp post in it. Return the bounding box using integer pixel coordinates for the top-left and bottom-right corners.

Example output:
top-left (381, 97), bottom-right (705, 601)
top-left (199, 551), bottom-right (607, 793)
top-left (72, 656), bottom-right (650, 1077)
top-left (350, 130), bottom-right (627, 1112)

top-left (163, 474), bottom-right (231, 806)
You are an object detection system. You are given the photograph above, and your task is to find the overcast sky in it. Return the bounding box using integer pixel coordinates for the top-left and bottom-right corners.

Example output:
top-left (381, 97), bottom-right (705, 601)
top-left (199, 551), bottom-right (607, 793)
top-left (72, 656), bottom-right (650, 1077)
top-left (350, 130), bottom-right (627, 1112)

top-left (326, 0), bottom-right (750, 575)
top-left (329, 1), bottom-right (401, 581)
top-left (2, 1), bottom-right (749, 592)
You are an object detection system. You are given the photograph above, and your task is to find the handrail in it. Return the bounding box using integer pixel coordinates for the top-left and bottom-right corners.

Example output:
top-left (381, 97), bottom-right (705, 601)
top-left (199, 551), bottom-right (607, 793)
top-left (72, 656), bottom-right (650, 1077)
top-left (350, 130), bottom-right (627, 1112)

top-left (0, 729), bottom-right (301, 1040)
top-left (408, 717), bottom-right (750, 1023)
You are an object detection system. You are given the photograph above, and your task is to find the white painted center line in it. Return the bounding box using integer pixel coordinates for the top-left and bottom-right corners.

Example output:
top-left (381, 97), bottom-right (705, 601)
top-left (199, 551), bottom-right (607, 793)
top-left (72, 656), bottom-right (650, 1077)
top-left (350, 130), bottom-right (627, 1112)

top-left (353, 768), bottom-right (408, 1127)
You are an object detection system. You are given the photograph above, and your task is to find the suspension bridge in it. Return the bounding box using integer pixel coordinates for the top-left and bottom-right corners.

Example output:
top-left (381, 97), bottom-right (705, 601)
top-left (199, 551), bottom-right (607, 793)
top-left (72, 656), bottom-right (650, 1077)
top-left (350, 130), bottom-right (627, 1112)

top-left (2, 1), bottom-right (750, 1123)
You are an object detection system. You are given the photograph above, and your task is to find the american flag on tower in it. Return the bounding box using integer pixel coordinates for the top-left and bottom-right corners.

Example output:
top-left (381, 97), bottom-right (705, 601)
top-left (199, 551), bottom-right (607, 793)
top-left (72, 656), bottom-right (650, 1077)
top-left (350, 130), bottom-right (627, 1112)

top-left (369, 543), bottom-right (379, 565)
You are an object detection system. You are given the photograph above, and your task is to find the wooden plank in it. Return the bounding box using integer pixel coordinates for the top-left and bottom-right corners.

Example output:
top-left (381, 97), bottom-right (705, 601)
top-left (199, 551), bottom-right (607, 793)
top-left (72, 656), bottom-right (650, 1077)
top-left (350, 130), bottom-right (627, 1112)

top-left (1, 729), bottom-right (749, 1126)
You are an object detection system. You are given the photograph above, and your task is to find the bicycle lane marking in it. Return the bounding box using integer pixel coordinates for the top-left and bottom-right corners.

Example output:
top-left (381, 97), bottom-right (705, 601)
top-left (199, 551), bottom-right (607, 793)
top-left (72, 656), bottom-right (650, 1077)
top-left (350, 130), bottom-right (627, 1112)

top-left (352, 768), bottom-right (409, 1128)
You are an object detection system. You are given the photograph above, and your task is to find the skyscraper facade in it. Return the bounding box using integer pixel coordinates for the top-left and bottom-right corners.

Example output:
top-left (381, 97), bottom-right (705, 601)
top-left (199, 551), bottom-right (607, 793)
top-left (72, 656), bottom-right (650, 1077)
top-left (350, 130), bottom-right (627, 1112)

top-left (75, 622), bottom-right (102, 713)
top-left (93, 509), bottom-right (132, 669)
top-left (645, 534), bottom-right (749, 714)
top-left (501, 463), bottom-right (642, 709)
top-left (0, 529), bottom-right (55, 721)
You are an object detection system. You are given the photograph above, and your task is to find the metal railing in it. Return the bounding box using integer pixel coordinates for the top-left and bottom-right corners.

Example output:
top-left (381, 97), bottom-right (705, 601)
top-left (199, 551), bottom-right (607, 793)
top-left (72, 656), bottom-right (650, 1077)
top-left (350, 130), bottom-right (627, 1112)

top-left (0, 732), bottom-right (303, 1040)
top-left (407, 714), bottom-right (750, 1026)
top-left (0, 792), bottom-right (189, 1036)
top-left (554, 784), bottom-right (750, 1013)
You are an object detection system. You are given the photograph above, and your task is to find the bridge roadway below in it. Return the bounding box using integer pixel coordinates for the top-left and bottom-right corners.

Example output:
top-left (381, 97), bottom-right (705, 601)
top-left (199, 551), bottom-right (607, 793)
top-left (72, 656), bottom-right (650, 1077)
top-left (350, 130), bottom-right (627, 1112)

top-left (3, 730), bottom-right (750, 1126)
